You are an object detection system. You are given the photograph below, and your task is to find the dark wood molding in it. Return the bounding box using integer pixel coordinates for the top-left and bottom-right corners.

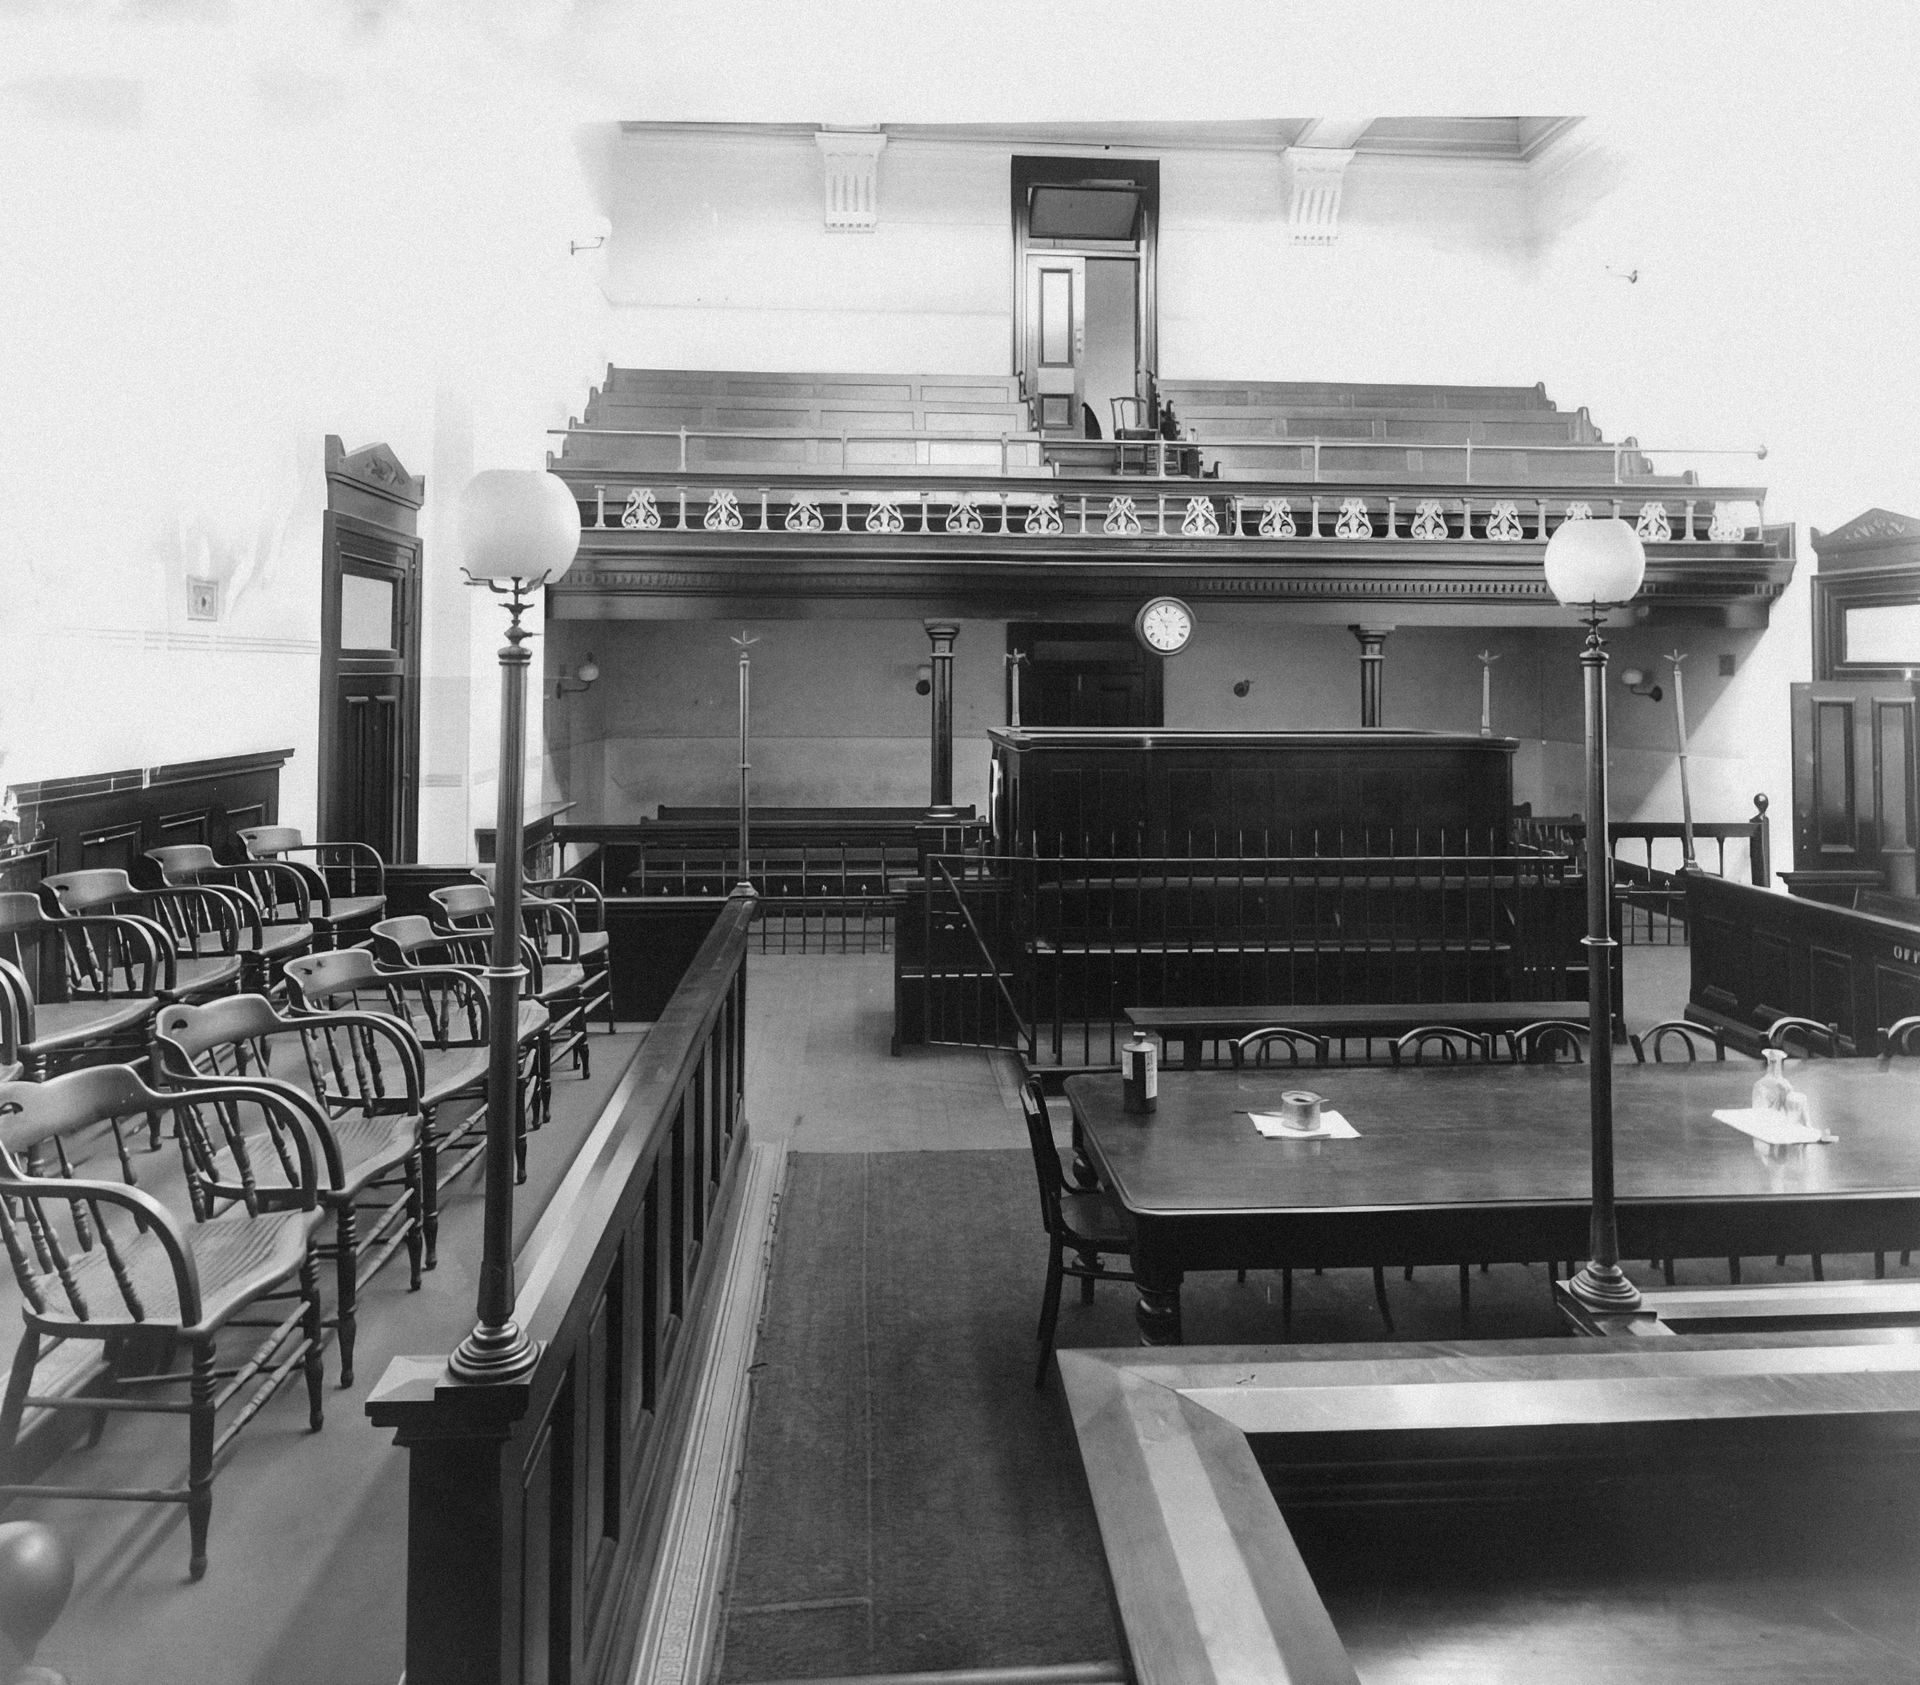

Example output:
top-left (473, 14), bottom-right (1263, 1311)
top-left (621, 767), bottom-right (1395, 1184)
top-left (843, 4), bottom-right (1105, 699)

top-left (1809, 507), bottom-right (1920, 680)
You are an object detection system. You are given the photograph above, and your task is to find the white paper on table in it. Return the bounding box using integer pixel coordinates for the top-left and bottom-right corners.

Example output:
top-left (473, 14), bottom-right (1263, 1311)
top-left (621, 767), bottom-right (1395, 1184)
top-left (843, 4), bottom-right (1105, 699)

top-left (1247, 1109), bottom-right (1360, 1140)
top-left (1712, 1107), bottom-right (1832, 1145)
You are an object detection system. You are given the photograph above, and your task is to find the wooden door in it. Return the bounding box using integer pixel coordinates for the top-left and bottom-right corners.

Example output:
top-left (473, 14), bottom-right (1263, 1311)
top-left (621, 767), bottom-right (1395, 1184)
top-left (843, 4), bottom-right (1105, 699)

top-left (1024, 255), bottom-right (1085, 435)
top-left (1791, 680), bottom-right (1920, 895)
top-left (1013, 626), bottom-right (1162, 729)
top-left (319, 439), bottom-right (423, 860)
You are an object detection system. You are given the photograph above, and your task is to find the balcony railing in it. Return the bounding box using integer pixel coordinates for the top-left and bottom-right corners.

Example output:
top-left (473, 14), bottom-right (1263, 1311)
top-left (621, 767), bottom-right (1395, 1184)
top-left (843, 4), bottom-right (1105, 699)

top-left (559, 469), bottom-right (1771, 548)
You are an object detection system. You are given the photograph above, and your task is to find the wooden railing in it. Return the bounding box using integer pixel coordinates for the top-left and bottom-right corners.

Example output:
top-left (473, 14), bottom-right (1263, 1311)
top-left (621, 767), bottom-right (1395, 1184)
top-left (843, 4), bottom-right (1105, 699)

top-left (897, 842), bottom-right (1589, 1066)
top-left (367, 890), bottom-right (754, 1685)
top-left (1514, 796), bottom-right (1771, 944)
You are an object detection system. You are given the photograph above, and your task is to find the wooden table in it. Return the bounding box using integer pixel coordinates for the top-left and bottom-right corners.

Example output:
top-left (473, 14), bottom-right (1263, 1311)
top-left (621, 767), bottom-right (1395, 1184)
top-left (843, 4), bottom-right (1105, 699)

top-left (1123, 998), bottom-right (1592, 1067)
top-left (1064, 1060), bottom-right (1920, 1344)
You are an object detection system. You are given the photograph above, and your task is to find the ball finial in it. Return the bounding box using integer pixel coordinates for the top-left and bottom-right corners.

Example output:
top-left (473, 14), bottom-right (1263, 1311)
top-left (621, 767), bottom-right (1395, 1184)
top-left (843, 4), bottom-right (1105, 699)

top-left (0, 1522), bottom-right (72, 1666)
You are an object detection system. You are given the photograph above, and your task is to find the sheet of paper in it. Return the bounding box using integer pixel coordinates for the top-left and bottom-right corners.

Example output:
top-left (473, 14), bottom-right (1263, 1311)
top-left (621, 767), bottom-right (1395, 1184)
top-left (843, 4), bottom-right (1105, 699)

top-left (1248, 1109), bottom-right (1360, 1140)
top-left (1712, 1107), bottom-right (1832, 1145)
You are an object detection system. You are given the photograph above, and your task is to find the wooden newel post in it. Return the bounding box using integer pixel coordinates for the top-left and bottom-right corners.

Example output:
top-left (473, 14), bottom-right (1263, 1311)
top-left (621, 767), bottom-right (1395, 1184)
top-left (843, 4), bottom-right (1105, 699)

top-left (1750, 792), bottom-right (1771, 887)
top-left (0, 1521), bottom-right (71, 1685)
top-left (1351, 625), bottom-right (1391, 727)
top-left (924, 621), bottom-right (964, 820)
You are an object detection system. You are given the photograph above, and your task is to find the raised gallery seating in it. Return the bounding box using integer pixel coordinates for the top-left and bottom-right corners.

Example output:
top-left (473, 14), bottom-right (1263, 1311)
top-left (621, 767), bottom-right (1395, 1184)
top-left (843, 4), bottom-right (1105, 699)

top-left (554, 366), bottom-right (1042, 474)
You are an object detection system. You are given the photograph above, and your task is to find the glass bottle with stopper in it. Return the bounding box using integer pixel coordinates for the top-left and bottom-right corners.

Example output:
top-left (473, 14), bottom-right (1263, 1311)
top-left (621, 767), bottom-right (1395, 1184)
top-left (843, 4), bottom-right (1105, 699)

top-left (1751, 1047), bottom-right (1793, 1116)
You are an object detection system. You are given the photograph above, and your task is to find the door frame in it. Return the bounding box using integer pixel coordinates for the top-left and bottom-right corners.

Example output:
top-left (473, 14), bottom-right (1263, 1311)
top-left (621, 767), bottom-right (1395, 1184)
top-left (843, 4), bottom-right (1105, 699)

top-left (1008, 622), bottom-right (1164, 729)
top-left (1010, 155), bottom-right (1158, 421)
top-left (319, 436), bottom-right (424, 859)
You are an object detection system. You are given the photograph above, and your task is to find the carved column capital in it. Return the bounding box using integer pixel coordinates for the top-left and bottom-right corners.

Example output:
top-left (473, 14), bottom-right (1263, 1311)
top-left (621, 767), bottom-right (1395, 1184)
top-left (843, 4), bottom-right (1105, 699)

top-left (1281, 146), bottom-right (1355, 245)
top-left (814, 127), bottom-right (887, 231)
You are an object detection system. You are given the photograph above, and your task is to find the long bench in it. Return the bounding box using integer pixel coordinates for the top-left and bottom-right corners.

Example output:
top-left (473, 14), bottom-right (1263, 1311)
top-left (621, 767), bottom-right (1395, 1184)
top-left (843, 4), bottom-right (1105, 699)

top-left (1158, 377), bottom-right (1559, 410)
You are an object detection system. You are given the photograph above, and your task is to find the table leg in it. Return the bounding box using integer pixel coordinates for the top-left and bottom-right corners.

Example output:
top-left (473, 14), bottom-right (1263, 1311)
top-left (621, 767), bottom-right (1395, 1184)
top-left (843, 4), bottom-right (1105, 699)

top-left (1182, 1033), bottom-right (1202, 1070)
top-left (1135, 1267), bottom-right (1185, 1346)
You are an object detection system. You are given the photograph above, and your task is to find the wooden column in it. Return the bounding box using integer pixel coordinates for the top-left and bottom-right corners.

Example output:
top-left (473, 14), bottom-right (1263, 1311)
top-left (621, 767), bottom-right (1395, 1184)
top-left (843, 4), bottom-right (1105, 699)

top-left (1351, 625), bottom-right (1392, 727)
top-left (924, 621), bottom-right (964, 820)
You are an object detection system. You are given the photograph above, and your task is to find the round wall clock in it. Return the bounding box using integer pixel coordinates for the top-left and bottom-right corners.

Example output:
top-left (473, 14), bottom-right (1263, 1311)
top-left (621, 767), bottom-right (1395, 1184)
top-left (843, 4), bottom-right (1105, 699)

top-left (1134, 596), bottom-right (1195, 655)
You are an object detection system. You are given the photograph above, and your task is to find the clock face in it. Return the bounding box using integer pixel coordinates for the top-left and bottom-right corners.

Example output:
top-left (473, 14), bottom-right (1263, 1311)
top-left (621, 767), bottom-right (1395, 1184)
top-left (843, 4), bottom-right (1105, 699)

top-left (1137, 597), bottom-right (1194, 654)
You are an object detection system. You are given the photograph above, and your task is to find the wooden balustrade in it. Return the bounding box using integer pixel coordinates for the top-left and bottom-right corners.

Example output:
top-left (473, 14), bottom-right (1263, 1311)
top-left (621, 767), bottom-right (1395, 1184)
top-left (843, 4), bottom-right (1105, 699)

top-left (366, 891), bottom-right (754, 1685)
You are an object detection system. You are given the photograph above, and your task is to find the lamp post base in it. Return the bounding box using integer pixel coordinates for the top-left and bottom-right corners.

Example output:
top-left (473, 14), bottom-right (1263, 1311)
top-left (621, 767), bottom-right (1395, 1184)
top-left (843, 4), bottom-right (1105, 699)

top-left (1562, 1261), bottom-right (1643, 1312)
top-left (448, 1320), bottom-right (542, 1385)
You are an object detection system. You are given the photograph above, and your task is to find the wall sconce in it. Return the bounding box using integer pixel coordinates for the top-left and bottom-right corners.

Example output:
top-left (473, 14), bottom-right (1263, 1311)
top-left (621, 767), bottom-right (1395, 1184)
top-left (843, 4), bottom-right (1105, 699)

top-left (1619, 667), bottom-right (1663, 702)
top-left (569, 215), bottom-right (612, 257)
top-left (1232, 679), bottom-right (1252, 698)
top-left (915, 664), bottom-right (932, 697)
top-left (555, 654), bottom-right (600, 698)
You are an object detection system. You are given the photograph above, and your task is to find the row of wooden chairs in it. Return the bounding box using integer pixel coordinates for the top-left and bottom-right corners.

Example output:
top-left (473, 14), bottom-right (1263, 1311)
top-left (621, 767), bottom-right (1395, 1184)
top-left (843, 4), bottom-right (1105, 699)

top-left (0, 830), bottom-right (618, 1579)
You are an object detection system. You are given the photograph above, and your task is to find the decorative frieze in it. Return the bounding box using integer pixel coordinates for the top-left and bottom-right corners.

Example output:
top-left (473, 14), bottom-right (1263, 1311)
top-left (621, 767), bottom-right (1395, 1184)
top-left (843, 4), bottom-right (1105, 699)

top-left (1636, 502), bottom-right (1672, 543)
top-left (944, 497), bottom-right (983, 534)
top-left (1181, 497), bottom-right (1219, 537)
top-left (784, 496), bottom-right (824, 532)
top-left (1257, 498), bottom-right (1295, 538)
top-left (1104, 496), bottom-right (1142, 536)
top-left (1410, 499), bottom-right (1448, 540)
top-left (1023, 495), bottom-right (1062, 535)
top-left (1485, 500), bottom-right (1524, 542)
top-left (865, 498), bottom-right (905, 534)
top-left (703, 490), bottom-right (743, 531)
top-left (621, 489), bottom-right (661, 530)
top-left (1335, 497), bottom-right (1372, 539)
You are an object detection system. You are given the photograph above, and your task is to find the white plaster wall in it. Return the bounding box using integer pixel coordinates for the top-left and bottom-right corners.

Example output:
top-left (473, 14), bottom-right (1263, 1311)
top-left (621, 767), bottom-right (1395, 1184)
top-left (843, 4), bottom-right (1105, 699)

top-left (546, 618), bottom-right (1005, 819)
top-left (0, 14), bottom-right (612, 857)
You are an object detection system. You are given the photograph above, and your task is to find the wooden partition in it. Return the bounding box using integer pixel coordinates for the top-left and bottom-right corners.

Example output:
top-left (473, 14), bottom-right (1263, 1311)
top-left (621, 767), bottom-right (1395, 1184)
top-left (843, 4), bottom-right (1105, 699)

top-left (1686, 871), bottom-right (1920, 1052)
top-left (0, 748), bottom-right (291, 891)
top-left (367, 891), bottom-right (753, 1685)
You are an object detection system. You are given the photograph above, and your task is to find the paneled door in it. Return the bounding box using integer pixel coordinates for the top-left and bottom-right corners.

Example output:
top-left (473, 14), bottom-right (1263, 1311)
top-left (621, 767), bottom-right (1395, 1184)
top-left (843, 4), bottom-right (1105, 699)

top-left (1024, 255), bottom-right (1085, 434)
top-left (319, 438), bottom-right (424, 860)
top-left (1791, 680), bottom-right (1920, 896)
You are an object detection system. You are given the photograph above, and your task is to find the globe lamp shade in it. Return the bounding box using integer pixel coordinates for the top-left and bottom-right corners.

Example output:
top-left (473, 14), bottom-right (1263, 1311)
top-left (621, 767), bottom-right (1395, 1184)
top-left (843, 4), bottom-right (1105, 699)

top-left (1543, 516), bottom-right (1645, 609)
top-left (457, 470), bottom-right (582, 584)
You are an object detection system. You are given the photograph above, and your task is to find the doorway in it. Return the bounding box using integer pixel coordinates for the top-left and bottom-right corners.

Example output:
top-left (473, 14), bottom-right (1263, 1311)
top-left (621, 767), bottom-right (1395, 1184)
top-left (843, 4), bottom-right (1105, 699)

top-left (1012, 156), bottom-right (1158, 439)
top-left (1010, 624), bottom-right (1163, 728)
top-left (319, 438), bottom-right (423, 860)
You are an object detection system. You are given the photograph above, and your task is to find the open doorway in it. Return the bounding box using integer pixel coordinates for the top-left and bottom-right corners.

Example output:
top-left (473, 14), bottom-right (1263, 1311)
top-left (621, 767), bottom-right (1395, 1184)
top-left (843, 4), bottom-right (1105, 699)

top-left (1012, 156), bottom-right (1158, 439)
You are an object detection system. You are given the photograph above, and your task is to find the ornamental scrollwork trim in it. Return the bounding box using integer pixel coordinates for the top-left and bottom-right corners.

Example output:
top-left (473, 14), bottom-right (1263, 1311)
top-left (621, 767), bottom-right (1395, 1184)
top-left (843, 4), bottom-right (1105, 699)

top-left (1334, 497), bottom-right (1372, 539)
top-left (621, 489), bottom-right (662, 531)
top-left (784, 497), bottom-right (824, 533)
top-left (1257, 498), bottom-right (1295, 538)
top-left (1485, 500), bottom-right (1524, 542)
top-left (1023, 495), bottom-right (1062, 536)
top-left (703, 490), bottom-right (743, 532)
top-left (1104, 496), bottom-right (1142, 536)
top-left (1410, 499), bottom-right (1448, 541)
top-left (1636, 502), bottom-right (1672, 543)
top-left (1181, 497), bottom-right (1219, 537)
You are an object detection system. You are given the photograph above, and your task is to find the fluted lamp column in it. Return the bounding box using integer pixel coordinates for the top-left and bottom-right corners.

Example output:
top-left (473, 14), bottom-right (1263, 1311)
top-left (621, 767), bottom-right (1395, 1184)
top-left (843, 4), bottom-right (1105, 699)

top-left (1544, 517), bottom-right (1645, 1317)
top-left (450, 469), bottom-right (582, 1383)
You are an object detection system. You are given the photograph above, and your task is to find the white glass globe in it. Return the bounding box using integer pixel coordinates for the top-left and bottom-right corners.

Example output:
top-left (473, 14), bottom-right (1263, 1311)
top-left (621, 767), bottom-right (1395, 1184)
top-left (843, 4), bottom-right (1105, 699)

top-left (1542, 516), bottom-right (1645, 607)
top-left (456, 470), bottom-right (582, 583)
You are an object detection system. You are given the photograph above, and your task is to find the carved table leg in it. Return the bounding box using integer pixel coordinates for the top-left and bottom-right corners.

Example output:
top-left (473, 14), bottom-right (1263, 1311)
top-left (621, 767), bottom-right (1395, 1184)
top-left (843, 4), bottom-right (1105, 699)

top-left (1135, 1266), bottom-right (1185, 1346)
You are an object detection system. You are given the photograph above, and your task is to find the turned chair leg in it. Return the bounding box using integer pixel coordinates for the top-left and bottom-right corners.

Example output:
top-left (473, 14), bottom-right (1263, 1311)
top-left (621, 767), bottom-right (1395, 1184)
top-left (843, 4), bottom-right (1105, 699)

top-left (403, 1156), bottom-right (425, 1290)
top-left (187, 1338), bottom-right (217, 1581)
top-left (300, 1253), bottom-right (326, 1431)
top-left (1035, 1245), bottom-right (1065, 1390)
top-left (1371, 1265), bottom-right (1394, 1332)
top-left (334, 1206), bottom-right (358, 1388)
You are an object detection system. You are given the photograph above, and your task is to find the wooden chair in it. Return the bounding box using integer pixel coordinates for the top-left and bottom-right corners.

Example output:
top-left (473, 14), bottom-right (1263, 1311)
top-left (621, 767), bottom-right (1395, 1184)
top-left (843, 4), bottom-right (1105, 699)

top-left (40, 869), bottom-right (252, 1002)
top-left (367, 918), bottom-right (552, 1177)
top-left (472, 865), bottom-right (616, 1034)
top-left (429, 884), bottom-right (591, 1079)
top-left (1391, 1026), bottom-right (1498, 1066)
top-left (142, 845), bottom-right (319, 976)
top-left (1229, 1027), bottom-right (1330, 1069)
top-left (0, 893), bottom-right (166, 1100)
top-left (1765, 1015), bottom-right (1845, 1058)
top-left (1631, 1020), bottom-right (1727, 1063)
top-left (150, 993), bottom-right (426, 1387)
top-left (1019, 1076), bottom-right (1132, 1389)
top-left (0, 1063), bottom-right (326, 1580)
top-left (1508, 1019), bottom-right (1588, 1063)
top-left (235, 827), bottom-right (387, 945)
top-left (282, 945), bottom-right (543, 1262)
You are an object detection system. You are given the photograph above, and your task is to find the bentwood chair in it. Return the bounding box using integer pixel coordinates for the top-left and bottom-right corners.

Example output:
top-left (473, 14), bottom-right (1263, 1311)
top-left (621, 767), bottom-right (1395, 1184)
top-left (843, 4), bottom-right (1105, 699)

top-left (141, 844), bottom-right (322, 969)
top-left (41, 869), bottom-right (254, 1003)
top-left (1019, 1075), bottom-right (1132, 1389)
top-left (1508, 1020), bottom-right (1588, 1063)
top-left (429, 884), bottom-right (591, 1078)
top-left (150, 994), bottom-right (426, 1387)
top-left (368, 918), bottom-right (552, 1178)
top-left (283, 945), bottom-right (543, 1262)
top-left (1631, 1020), bottom-right (1727, 1064)
top-left (1765, 1015), bottom-right (1846, 1058)
top-left (1877, 1017), bottom-right (1920, 1067)
top-left (472, 864), bottom-right (616, 1034)
top-left (0, 1064), bottom-right (326, 1580)
top-left (1229, 1027), bottom-right (1331, 1069)
top-left (235, 828), bottom-right (387, 945)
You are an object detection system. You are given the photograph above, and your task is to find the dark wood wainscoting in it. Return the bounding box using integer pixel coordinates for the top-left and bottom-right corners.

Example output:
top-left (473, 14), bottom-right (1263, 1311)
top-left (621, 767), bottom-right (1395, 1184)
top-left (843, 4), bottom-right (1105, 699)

top-left (1686, 871), bottom-right (1920, 1052)
top-left (0, 749), bottom-right (292, 891)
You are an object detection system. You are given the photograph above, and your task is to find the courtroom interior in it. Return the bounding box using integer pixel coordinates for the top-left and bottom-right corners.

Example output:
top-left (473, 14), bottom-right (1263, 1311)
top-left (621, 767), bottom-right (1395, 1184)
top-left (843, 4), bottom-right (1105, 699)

top-left (6, 5), bottom-right (1920, 1684)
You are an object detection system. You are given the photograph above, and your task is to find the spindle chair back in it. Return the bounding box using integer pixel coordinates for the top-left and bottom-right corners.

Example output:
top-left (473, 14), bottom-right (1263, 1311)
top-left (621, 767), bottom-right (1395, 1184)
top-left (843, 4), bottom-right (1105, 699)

top-left (0, 1063), bottom-right (326, 1578)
